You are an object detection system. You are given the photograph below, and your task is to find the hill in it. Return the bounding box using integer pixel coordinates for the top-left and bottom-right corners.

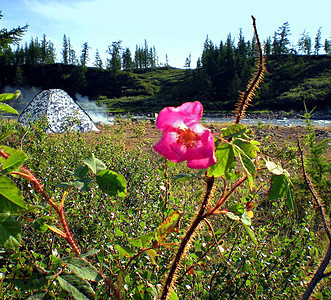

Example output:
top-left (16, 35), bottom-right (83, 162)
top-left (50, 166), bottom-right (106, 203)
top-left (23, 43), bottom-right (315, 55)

top-left (0, 55), bottom-right (330, 113)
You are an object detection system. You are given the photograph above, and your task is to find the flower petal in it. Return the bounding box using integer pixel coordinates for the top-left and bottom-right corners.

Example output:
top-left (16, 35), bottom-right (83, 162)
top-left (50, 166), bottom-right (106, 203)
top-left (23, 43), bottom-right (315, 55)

top-left (156, 101), bottom-right (203, 130)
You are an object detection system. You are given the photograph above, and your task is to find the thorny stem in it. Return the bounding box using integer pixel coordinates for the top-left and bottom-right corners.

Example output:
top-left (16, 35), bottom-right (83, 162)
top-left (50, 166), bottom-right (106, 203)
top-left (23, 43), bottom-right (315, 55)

top-left (0, 149), bottom-right (81, 256)
top-left (160, 176), bottom-right (215, 300)
top-left (298, 142), bottom-right (331, 300)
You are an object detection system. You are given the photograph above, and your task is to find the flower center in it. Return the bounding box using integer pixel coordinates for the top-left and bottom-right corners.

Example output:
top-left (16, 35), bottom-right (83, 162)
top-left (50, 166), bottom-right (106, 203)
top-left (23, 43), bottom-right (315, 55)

top-left (176, 128), bottom-right (201, 148)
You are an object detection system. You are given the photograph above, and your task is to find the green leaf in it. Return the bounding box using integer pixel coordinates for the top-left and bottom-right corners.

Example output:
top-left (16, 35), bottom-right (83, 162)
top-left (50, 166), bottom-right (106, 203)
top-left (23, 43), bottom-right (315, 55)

top-left (238, 151), bottom-right (256, 188)
top-left (225, 212), bottom-right (240, 221)
top-left (233, 138), bottom-right (259, 159)
top-left (269, 174), bottom-right (288, 200)
top-left (0, 212), bottom-right (21, 249)
top-left (242, 223), bottom-right (258, 245)
top-left (128, 232), bottom-right (154, 249)
top-left (146, 249), bottom-right (158, 265)
top-left (32, 218), bottom-right (49, 233)
top-left (169, 290), bottom-right (179, 300)
top-left (67, 258), bottom-right (100, 281)
top-left (221, 124), bottom-right (246, 139)
top-left (241, 210), bottom-right (252, 226)
top-left (83, 154), bottom-right (106, 175)
top-left (155, 211), bottom-right (183, 243)
top-left (0, 130), bottom-right (13, 142)
top-left (286, 179), bottom-right (294, 210)
top-left (0, 175), bottom-right (26, 211)
top-left (228, 203), bottom-right (245, 216)
top-left (208, 141), bottom-right (235, 177)
top-left (114, 245), bottom-right (135, 259)
top-left (0, 103), bottom-right (18, 114)
top-left (0, 91), bottom-right (20, 102)
top-left (173, 173), bottom-right (195, 182)
top-left (7, 265), bottom-right (49, 290)
top-left (73, 165), bottom-right (89, 179)
top-left (0, 146), bottom-right (28, 175)
top-left (78, 249), bottom-right (100, 258)
top-left (57, 274), bottom-right (95, 300)
top-left (96, 169), bottom-right (127, 197)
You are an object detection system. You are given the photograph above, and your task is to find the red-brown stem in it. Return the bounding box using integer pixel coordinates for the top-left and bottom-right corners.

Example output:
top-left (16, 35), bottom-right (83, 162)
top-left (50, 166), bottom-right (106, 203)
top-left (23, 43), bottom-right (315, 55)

top-left (1, 149), bottom-right (81, 256)
top-left (207, 175), bottom-right (247, 217)
top-left (160, 176), bottom-right (215, 300)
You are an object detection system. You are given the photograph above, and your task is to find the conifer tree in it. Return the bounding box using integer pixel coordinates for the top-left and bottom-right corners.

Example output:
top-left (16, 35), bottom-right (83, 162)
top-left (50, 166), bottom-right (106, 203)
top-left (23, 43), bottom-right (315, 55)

top-left (298, 30), bottom-right (312, 55)
top-left (0, 11), bottom-right (28, 51)
top-left (314, 27), bottom-right (322, 55)
top-left (80, 42), bottom-right (90, 66)
top-left (122, 47), bottom-right (133, 71)
top-left (94, 49), bottom-right (103, 69)
top-left (61, 34), bottom-right (69, 64)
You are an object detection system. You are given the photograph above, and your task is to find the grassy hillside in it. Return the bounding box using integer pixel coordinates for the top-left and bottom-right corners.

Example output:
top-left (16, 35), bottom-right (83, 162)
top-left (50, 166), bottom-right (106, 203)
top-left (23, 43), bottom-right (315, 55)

top-left (0, 55), bottom-right (330, 113)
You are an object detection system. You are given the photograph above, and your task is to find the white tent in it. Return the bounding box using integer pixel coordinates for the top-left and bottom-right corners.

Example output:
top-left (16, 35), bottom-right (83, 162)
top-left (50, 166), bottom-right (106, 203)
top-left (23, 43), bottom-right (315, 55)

top-left (18, 89), bottom-right (99, 133)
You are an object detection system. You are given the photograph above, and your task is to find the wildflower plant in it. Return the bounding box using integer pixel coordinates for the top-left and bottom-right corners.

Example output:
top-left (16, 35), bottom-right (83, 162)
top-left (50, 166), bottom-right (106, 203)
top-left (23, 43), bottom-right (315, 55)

top-left (0, 16), bottom-right (328, 300)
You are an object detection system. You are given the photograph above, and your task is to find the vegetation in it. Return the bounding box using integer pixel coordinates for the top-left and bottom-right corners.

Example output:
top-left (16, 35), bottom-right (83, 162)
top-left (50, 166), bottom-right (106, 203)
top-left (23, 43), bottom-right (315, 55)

top-left (1, 13), bottom-right (330, 113)
top-left (0, 18), bottom-right (331, 299)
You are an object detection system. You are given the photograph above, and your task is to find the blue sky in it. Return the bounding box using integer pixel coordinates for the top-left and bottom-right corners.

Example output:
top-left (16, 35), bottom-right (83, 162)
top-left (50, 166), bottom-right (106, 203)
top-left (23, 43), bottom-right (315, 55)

top-left (1, 0), bottom-right (330, 68)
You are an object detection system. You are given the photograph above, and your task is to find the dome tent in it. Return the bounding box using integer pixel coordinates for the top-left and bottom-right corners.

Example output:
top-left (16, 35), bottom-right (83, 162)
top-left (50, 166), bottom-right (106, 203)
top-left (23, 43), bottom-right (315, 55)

top-left (18, 89), bottom-right (99, 133)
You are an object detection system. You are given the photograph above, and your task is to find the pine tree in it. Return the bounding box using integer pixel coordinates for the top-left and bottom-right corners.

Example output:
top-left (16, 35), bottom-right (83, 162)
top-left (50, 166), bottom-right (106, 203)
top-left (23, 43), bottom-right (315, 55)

top-left (94, 49), bottom-right (103, 69)
top-left (122, 47), bottom-right (133, 71)
top-left (0, 11), bottom-right (28, 51)
top-left (80, 42), bottom-right (90, 66)
top-left (324, 39), bottom-right (331, 55)
top-left (61, 34), bottom-right (69, 64)
top-left (107, 40), bottom-right (122, 73)
top-left (272, 22), bottom-right (291, 55)
top-left (298, 30), bottom-right (311, 55)
top-left (314, 27), bottom-right (322, 55)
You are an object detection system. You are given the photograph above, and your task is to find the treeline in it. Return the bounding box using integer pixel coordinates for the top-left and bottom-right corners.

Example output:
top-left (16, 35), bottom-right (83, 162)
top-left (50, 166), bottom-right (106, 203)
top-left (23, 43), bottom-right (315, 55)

top-left (0, 34), bottom-right (163, 72)
top-left (193, 22), bottom-right (331, 107)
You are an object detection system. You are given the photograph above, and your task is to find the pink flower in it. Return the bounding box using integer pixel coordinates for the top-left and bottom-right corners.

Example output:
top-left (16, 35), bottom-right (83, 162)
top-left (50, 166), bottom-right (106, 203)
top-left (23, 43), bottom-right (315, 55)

top-left (153, 101), bottom-right (216, 169)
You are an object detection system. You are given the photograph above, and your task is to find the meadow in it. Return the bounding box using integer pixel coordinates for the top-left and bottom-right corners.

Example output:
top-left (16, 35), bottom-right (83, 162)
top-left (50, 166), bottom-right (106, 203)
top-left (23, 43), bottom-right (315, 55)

top-left (0, 114), bottom-right (330, 299)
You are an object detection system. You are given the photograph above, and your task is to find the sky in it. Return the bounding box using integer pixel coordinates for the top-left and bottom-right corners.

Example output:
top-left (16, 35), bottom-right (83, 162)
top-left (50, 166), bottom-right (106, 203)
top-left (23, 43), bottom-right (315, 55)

top-left (1, 0), bottom-right (330, 68)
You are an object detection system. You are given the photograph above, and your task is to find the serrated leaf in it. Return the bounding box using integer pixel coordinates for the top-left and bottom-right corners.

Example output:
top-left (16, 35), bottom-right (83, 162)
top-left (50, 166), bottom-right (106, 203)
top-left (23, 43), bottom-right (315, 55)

top-left (0, 212), bottom-right (21, 250)
top-left (0, 175), bottom-right (26, 211)
top-left (0, 146), bottom-right (28, 175)
top-left (233, 138), bottom-right (259, 159)
top-left (57, 274), bottom-right (95, 300)
top-left (67, 258), bottom-right (100, 281)
top-left (0, 91), bottom-right (20, 102)
top-left (155, 211), bottom-right (183, 243)
top-left (0, 103), bottom-right (18, 114)
top-left (128, 232), bottom-right (154, 249)
top-left (83, 154), bottom-right (106, 175)
top-left (221, 124), bottom-right (246, 138)
top-left (96, 169), bottom-right (127, 197)
top-left (208, 141), bottom-right (235, 177)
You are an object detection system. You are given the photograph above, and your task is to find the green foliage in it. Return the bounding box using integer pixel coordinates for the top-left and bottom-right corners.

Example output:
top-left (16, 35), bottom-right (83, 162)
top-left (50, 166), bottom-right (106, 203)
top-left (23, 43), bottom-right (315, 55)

top-left (0, 107), bottom-right (329, 298)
